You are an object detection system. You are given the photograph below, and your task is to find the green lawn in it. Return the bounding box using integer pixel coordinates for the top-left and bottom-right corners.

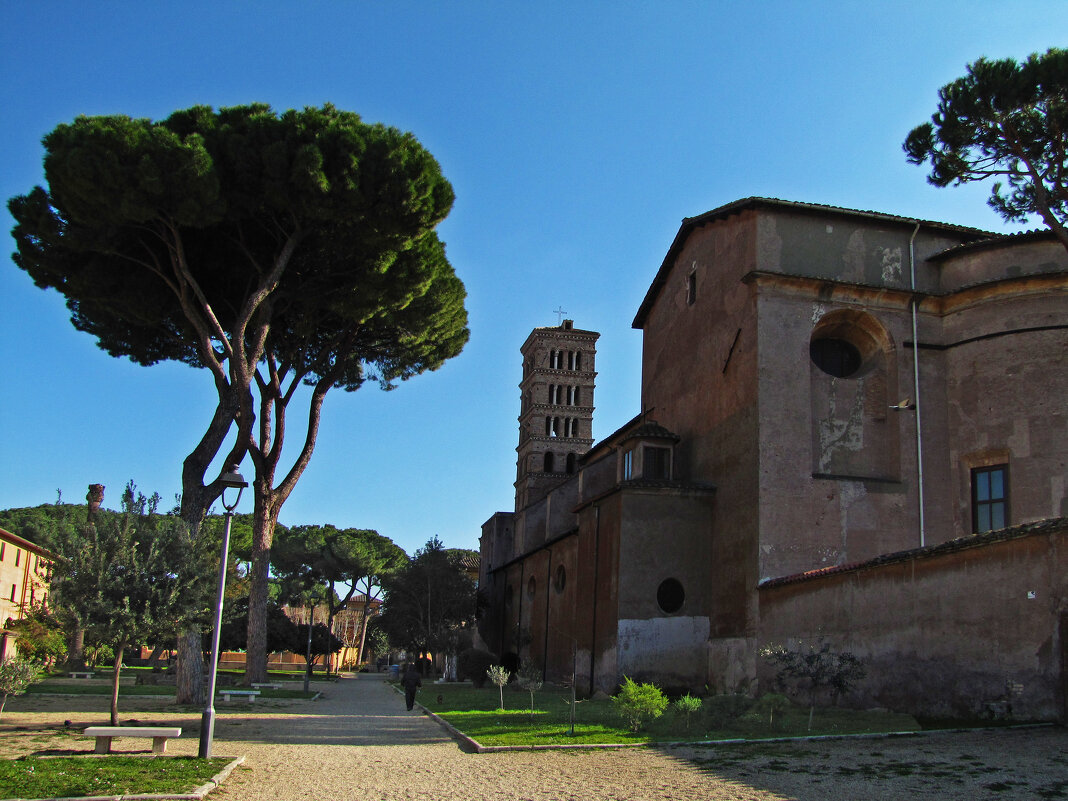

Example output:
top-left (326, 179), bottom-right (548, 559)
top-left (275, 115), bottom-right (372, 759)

top-left (0, 756), bottom-right (232, 798)
top-left (419, 684), bottom-right (920, 747)
top-left (28, 680), bottom-right (316, 699)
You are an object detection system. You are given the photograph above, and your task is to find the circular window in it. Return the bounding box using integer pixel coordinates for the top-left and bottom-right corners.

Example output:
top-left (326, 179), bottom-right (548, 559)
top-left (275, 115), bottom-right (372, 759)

top-left (656, 578), bottom-right (685, 614)
top-left (554, 565), bottom-right (567, 593)
top-left (527, 576), bottom-right (536, 599)
top-left (810, 338), bottom-right (862, 378)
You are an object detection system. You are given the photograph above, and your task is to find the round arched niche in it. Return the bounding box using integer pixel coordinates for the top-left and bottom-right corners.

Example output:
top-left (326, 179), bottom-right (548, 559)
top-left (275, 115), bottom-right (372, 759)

top-left (809, 309), bottom-right (892, 379)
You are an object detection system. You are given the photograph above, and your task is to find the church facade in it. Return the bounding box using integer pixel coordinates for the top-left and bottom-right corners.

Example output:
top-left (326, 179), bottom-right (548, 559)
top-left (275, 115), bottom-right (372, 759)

top-left (478, 197), bottom-right (1068, 720)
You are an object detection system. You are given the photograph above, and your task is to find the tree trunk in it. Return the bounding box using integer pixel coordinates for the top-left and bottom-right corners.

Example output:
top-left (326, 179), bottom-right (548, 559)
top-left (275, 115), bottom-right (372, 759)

top-left (175, 630), bottom-right (204, 705)
top-left (66, 624), bottom-right (85, 671)
top-left (146, 643), bottom-right (166, 671)
top-left (244, 497), bottom-right (280, 685)
top-left (110, 638), bottom-right (126, 727)
top-left (355, 595), bottom-right (373, 667)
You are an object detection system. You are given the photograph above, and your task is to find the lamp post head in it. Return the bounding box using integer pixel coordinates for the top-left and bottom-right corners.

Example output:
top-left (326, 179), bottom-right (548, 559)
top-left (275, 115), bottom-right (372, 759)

top-left (218, 467), bottom-right (248, 489)
top-left (217, 466), bottom-right (248, 512)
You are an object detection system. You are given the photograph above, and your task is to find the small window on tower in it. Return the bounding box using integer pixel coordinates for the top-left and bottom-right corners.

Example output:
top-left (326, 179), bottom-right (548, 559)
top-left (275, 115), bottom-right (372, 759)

top-left (687, 269), bottom-right (697, 305)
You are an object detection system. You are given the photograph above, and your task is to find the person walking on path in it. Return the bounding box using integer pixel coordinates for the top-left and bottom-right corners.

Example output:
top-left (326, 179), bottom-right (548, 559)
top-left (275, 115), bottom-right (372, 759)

top-left (401, 663), bottom-right (422, 711)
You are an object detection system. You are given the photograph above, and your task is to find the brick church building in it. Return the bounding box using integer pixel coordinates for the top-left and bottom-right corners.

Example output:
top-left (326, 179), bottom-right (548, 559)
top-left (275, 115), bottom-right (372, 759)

top-left (478, 197), bottom-right (1068, 721)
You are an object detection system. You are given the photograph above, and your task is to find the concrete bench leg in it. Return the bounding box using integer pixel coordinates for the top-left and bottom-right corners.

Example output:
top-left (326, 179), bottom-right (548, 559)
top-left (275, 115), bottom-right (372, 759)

top-left (152, 736), bottom-right (168, 754)
top-left (94, 736), bottom-right (113, 754)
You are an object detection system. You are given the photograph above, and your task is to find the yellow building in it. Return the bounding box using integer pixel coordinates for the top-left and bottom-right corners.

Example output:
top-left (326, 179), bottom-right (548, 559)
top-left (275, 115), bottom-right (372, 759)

top-left (0, 526), bottom-right (58, 660)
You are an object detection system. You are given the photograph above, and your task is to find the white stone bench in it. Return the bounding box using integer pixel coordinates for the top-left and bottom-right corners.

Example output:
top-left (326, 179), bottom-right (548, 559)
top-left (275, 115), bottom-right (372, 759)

top-left (251, 682), bottom-right (281, 690)
top-left (68, 671), bottom-right (95, 679)
top-left (219, 689), bottom-right (261, 702)
top-left (83, 726), bottom-right (182, 754)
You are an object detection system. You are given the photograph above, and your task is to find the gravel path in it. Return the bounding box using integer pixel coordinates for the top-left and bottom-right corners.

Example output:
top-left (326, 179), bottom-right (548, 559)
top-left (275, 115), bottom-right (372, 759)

top-left (3, 674), bottom-right (1067, 800)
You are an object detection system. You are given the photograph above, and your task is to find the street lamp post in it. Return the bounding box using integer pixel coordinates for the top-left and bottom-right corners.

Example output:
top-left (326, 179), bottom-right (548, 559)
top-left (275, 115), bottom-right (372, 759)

top-left (198, 467), bottom-right (247, 759)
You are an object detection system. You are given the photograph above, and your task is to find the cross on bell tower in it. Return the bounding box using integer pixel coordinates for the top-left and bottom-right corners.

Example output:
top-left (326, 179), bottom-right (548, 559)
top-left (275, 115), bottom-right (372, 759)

top-left (514, 319), bottom-right (599, 510)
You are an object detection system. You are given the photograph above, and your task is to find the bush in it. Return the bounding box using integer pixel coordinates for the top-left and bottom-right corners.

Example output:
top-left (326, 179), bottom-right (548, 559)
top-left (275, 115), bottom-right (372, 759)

top-left (516, 659), bottom-right (544, 719)
top-left (746, 693), bottom-right (791, 727)
top-left (457, 648), bottom-right (496, 688)
top-left (0, 657), bottom-right (39, 719)
top-left (613, 677), bottom-right (668, 732)
top-left (761, 640), bottom-right (867, 729)
top-left (486, 664), bottom-right (510, 710)
top-left (672, 694), bottom-right (703, 729)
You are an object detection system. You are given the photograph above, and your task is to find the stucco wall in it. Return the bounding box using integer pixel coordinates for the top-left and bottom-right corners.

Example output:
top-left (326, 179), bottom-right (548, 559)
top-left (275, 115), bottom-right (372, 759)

top-left (758, 521), bottom-right (1068, 721)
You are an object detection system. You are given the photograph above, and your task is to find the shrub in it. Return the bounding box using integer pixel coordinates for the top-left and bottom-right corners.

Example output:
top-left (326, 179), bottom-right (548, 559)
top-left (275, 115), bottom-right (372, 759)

top-left (613, 677), bottom-right (668, 732)
top-left (516, 659), bottom-right (543, 719)
top-left (672, 694), bottom-right (703, 729)
top-left (761, 640), bottom-right (867, 729)
top-left (705, 693), bottom-right (754, 727)
top-left (457, 648), bottom-right (496, 688)
top-left (747, 693), bottom-right (791, 727)
top-left (486, 664), bottom-right (510, 710)
top-left (0, 657), bottom-right (39, 719)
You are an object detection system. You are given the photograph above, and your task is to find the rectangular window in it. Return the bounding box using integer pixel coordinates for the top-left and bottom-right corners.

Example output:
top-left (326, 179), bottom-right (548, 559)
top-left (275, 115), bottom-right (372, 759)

top-left (972, 464), bottom-right (1008, 533)
top-left (644, 447), bottom-right (671, 480)
top-left (0, 542), bottom-right (4, 561)
top-left (14, 549), bottom-right (19, 567)
top-left (687, 270), bottom-right (697, 305)
top-left (623, 449), bottom-right (634, 480)
top-left (9, 585), bottom-right (15, 602)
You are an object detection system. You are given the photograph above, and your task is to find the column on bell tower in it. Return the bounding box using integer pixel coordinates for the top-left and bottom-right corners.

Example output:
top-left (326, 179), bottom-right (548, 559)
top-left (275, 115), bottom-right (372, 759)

top-left (514, 319), bottom-right (599, 511)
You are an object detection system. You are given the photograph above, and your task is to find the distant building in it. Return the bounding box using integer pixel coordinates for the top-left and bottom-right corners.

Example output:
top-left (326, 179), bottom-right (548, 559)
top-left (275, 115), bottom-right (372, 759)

top-left (0, 526), bottom-right (58, 660)
top-left (478, 198), bottom-right (1068, 721)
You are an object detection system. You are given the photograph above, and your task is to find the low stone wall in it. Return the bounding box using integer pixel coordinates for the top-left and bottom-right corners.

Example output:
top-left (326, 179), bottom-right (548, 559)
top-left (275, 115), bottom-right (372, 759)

top-left (757, 519), bottom-right (1068, 721)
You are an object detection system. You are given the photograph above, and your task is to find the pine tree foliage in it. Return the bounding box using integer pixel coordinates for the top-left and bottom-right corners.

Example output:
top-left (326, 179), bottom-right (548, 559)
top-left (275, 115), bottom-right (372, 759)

top-left (905, 48), bottom-right (1068, 251)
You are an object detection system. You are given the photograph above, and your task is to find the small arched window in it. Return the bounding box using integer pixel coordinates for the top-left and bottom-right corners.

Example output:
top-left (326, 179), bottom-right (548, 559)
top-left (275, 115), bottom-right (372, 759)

top-left (543, 452), bottom-right (555, 472)
top-left (554, 565), bottom-right (567, 593)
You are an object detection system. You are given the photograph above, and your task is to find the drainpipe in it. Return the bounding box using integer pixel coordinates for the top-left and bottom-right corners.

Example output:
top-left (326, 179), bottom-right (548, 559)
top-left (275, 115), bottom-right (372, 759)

top-left (909, 223), bottom-right (926, 547)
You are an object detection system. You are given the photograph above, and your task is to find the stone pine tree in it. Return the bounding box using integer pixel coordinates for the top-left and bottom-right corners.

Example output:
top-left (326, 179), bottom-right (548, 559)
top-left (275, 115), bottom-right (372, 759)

top-left (49, 483), bottom-right (213, 725)
top-left (273, 525), bottom-right (405, 671)
top-left (9, 103), bottom-right (469, 693)
top-left (905, 47), bottom-right (1068, 252)
top-left (376, 538), bottom-right (477, 668)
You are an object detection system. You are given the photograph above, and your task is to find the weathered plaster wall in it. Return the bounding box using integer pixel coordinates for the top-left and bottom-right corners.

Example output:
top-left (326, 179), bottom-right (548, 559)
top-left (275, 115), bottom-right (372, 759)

top-left (638, 211), bottom-right (761, 645)
top-left (758, 521), bottom-right (1068, 721)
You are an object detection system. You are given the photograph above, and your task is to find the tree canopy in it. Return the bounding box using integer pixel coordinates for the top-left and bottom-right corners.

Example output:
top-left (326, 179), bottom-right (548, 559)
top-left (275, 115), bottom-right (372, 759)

top-left (48, 483), bottom-right (214, 724)
top-left (376, 537), bottom-right (477, 660)
top-left (9, 102), bottom-right (469, 693)
top-left (904, 48), bottom-right (1068, 251)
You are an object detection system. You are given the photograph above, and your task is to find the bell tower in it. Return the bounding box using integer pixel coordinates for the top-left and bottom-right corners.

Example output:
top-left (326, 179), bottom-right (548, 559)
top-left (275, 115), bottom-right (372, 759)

top-left (515, 319), bottom-right (599, 510)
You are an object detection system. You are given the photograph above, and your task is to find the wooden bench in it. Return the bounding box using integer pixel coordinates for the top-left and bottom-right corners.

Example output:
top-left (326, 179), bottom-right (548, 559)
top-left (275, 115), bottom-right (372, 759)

top-left (83, 726), bottom-right (182, 754)
top-left (68, 671), bottom-right (95, 679)
top-left (251, 682), bottom-right (281, 690)
top-left (219, 689), bottom-right (261, 703)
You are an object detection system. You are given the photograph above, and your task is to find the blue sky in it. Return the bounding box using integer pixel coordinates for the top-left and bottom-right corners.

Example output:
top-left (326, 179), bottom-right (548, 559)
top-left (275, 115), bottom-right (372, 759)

top-left (1, 2), bottom-right (1062, 557)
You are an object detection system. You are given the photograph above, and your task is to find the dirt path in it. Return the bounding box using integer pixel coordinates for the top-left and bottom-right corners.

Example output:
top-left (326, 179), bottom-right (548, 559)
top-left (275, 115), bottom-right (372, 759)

top-left (3, 674), bottom-right (1067, 800)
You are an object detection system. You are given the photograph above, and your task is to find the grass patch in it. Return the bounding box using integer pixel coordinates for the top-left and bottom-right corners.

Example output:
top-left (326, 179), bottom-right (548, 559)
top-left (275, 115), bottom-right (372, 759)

top-left (27, 681), bottom-right (315, 699)
top-left (27, 682), bottom-right (177, 696)
top-left (0, 756), bottom-right (231, 798)
top-left (417, 683), bottom-right (919, 747)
